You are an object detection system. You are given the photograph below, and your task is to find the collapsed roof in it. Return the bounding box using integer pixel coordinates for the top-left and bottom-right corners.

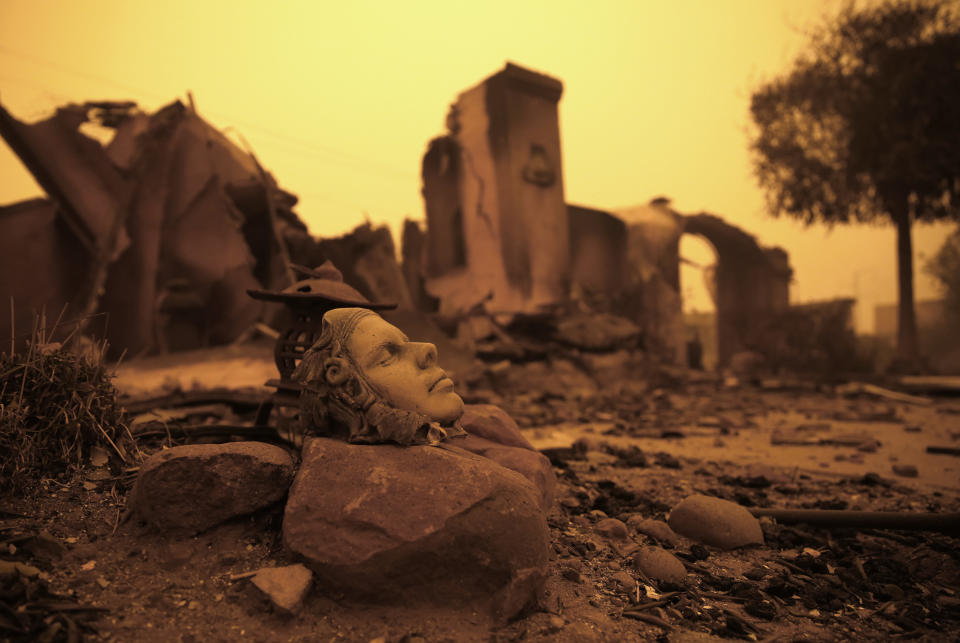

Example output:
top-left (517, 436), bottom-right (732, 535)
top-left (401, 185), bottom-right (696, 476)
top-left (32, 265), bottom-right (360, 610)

top-left (0, 99), bottom-right (309, 356)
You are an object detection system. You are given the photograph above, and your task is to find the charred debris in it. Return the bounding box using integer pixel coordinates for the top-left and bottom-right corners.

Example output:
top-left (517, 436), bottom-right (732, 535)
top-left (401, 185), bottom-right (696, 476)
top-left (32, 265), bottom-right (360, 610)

top-left (0, 64), bottom-right (860, 383)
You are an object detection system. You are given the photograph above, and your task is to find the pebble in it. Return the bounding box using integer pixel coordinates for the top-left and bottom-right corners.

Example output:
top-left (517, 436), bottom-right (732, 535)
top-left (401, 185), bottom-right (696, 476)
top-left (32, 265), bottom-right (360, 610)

top-left (250, 564), bottom-right (313, 615)
top-left (631, 546), bottom-right (687, 584)
top-left (892, 464), bottom-right (919, 478)
top-left (667, 494), bottom-right (764, 549)
top-left (627, 517), bottom-right (682, 546)
top-left (611, 570), bottom-right (636, 593)
top-left (856, 440), bottom-right (879, 453)
top-left (595, 518), bottom-right (629, 540)
top-left (547, 615), bottom-right (565, 631)
top-left (561, 567), bottom-right (584, 583)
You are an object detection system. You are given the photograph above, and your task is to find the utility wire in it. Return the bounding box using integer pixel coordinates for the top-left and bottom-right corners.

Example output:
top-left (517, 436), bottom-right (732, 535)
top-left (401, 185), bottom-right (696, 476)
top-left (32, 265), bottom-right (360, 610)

top-left (0, 45), bottom-right (418, 183)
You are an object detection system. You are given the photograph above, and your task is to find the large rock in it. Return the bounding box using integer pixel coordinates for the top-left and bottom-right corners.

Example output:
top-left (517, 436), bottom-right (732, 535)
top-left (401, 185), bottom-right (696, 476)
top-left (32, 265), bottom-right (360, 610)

top-left (460, 404), bottom-right (536, 450)
top-left (458, 404), bottom-right (557, 509)
top-left (132, 442), bottom-right (295, 532)
top-left (283, 438), bottom-right (550, 618)
top-left (667, 494), bottom-right (764, 549)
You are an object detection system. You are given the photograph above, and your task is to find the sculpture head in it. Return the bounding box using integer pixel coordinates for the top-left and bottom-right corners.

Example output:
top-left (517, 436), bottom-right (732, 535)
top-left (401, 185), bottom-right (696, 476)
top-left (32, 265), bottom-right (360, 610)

top-left (292, 308), bottom-right (465, 445)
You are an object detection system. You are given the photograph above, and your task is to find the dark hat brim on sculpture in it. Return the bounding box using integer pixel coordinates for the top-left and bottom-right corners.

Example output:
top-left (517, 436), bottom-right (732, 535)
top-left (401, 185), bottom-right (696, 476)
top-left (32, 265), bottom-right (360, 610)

top-left (247, 261), bottom-right (398, 309)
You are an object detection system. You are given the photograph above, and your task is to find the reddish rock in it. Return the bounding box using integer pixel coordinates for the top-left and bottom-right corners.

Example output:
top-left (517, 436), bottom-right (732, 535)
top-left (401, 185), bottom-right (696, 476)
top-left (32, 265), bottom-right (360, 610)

top-left (457, 404), bottom-right (556, 509)
top-left (283, 438), bottom-right (550, 619)
top-left (457, 435), bottom-right (555, 509)
top-left (250, 564), bottom-right (313, 614)
top-left (610, 570), bottom-right (637, 594)
top-left (667, 494), bottom-right (763, 550)
top-left (626, 517), bottom-right (683, 546)
top-left (595, 518), bottom-right (629, 540)
top-left (132, 442), bottom-right (294, 532)
top-left (632, 546), bottom-right (687, 584)
top-left (460, 404), bottom-right (536, 450)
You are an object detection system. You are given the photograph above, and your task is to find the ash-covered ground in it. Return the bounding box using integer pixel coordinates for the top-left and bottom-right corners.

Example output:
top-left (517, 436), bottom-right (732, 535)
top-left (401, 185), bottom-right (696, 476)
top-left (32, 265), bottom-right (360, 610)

top-left (2, 341), bottom-right (958, 642)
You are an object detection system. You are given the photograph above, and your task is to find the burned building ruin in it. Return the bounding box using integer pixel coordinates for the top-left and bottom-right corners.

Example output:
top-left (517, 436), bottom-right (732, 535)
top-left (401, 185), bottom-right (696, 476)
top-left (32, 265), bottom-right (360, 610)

top-left (2, 63), bottom-right (801, 372)
top-left (0, 99), bottom-right (310, 357)
top-left (413, 62), bottom-right (794, 368)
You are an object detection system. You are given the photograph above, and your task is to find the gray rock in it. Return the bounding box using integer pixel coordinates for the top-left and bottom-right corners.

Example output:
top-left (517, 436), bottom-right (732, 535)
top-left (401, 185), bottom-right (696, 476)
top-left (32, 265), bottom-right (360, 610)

top-left (251, 564), bottom-right (313, 614)
top-left (667, 494), bottom-right (763, 549)
top-left (627, 517), bottom-right (682, 546)
top-left (132, 442), bottom-right (295, 532)
top-left (283, 438), bottom-right (550, 619)
top-left (595, 518), bottom-right (629, 540)
top-left (632, 546), bottom-right (687, 584)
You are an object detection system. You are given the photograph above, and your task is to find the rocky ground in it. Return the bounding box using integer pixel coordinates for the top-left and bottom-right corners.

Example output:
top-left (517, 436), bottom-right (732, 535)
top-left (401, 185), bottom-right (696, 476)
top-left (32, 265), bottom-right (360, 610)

top-left (2, 343), bottom-right (959, 642)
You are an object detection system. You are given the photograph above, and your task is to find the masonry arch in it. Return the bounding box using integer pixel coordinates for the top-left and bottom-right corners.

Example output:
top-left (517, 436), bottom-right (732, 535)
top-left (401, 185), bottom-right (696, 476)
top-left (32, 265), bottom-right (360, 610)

top-left (681, 213), bottom-right (792, 369)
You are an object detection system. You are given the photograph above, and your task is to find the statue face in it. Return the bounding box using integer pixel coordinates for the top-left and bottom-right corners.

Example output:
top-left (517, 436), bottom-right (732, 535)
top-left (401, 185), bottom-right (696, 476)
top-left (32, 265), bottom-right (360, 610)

top-left (346, 314), bottom-right (464, 425)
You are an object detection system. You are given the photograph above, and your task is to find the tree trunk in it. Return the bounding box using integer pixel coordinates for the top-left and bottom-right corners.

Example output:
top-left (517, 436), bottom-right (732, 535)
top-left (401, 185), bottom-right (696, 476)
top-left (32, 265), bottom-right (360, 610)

top-left (894, 209), bottom-right (919, 367)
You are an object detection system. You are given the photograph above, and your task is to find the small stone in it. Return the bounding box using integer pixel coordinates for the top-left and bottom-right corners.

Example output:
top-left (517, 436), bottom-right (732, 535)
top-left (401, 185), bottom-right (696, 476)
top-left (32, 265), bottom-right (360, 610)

top-left (743, 564), bottom-right (770, 581)
top-left (891, 464), bottom-right (919, 478)
top-left (611, 570), bottom-right (636, 594)
top-left (250, 564), bottom-right (313, 614)
top-left (595, 518), bottom-right (629, 540)
top-left (667, 494), bottom-right (763, 549)
top-left (856, 440), bottom-right (879, 453)
top-left (688, 544), bottom-right (709, 561)
top-left (90, 445), bottom-right (110, 467)
top-left (655, 453), bottom-right (682, 469)
top-left (547, 615), bottom-right (565, 631)
top-left (570, 515), bottom-right (591, 528)
top-left (560, 567), bottom-right (584, 583)
top-left (627, 517), bottom-right (682, 546)
top-left (0, 561), bottom-right (41, 578)
top-left (631, 546), bottom-right (687, 584)
top-left (132, 442), bottom-right (295, 532)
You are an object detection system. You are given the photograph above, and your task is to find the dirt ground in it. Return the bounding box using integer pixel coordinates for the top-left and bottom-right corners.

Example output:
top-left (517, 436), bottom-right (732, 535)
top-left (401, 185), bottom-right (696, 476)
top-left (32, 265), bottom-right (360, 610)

top-left (2, 344), bottom-right (959, 642)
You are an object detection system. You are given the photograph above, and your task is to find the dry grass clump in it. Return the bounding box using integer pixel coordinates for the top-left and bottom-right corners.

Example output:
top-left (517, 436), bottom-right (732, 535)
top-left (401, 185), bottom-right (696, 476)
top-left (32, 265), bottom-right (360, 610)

top-left (1, 321), bottom-right (132, 494)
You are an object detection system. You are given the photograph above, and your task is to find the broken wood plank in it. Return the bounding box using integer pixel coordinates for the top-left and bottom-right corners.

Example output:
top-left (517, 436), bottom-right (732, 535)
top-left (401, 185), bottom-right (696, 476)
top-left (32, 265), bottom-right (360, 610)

top-left (835, 382), bottom-right (933, 406)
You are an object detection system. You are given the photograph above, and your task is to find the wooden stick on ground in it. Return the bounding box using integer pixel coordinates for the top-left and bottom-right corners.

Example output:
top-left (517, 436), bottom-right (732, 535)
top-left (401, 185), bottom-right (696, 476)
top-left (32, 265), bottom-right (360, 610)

top-left (749, 508), bottom-right (960, 535)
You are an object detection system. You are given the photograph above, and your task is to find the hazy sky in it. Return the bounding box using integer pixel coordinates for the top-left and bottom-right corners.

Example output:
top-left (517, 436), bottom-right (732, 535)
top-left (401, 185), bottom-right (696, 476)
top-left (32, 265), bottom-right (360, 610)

top-left (0, 0), bottom-right (953, 332)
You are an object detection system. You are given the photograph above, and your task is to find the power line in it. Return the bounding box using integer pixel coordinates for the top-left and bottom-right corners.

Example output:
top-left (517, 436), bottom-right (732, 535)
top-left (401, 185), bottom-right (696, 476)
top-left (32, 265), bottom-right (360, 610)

top-left (0, 45), bottom-right (419, 183)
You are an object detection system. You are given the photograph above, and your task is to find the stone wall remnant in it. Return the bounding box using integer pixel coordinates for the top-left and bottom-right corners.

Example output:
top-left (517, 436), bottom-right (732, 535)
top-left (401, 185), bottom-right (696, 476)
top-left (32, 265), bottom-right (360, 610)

top-left (412, 65), bottom-right (795, 368)
top-left (421, 63), bottom-right (571, 313)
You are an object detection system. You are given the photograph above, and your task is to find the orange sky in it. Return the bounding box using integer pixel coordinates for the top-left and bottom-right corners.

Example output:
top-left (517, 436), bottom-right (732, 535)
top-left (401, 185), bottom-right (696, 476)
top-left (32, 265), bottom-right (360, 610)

top-left (0, 0), bottom-right (953, 333)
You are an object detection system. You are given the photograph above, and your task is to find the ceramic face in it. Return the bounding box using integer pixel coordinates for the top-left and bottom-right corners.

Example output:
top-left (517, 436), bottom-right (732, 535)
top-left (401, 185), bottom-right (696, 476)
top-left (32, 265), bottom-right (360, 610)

top-left (346, 314), bottom-right (464, 425)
